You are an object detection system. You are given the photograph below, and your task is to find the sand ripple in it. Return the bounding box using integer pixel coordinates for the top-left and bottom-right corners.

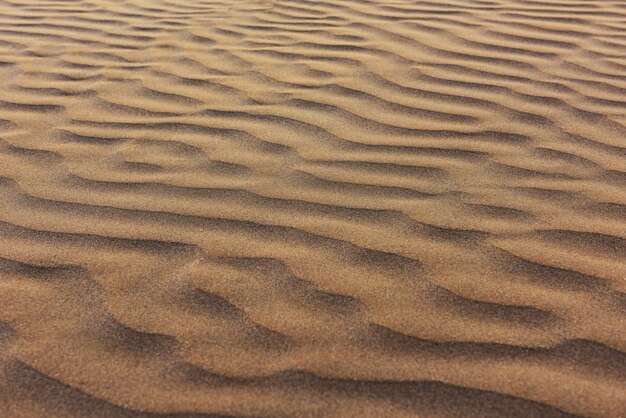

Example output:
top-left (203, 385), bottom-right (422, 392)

top-left (0, 0), bottom-right (625, 416)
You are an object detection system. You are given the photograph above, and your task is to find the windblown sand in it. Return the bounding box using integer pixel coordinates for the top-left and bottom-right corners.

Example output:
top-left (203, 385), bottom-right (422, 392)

top-left (0, 0), bottom-right (625, 417)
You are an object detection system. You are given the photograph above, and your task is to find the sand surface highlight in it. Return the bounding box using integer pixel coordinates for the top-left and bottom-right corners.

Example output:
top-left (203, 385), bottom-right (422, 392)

top-left (0, 0), bottom-right (625, 417)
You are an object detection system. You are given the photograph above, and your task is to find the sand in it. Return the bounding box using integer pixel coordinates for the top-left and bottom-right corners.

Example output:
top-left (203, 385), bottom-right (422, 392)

top-left (0, 0), bottom-right (625, 416)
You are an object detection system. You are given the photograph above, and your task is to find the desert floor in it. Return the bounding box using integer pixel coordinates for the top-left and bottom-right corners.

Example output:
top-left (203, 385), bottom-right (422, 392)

top-left (0, 0), bottom-right (625, 417)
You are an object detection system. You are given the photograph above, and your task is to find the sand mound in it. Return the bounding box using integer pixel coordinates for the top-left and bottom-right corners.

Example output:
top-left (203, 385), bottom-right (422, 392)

top-left (0, 0), bottom-right (625, 416)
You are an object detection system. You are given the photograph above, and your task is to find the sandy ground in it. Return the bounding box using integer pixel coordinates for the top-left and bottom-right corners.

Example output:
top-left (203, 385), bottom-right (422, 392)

top-left (0, 0), bottom-right (625, 417)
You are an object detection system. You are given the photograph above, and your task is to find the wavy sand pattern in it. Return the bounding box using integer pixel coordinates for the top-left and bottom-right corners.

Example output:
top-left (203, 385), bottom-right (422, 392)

top-left (0, 0), bottom-right (625, 416)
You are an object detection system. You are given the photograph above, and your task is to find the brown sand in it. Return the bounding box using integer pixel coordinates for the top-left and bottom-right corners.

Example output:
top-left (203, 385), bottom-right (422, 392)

top-left (0, 0), bottom-right (625, 417)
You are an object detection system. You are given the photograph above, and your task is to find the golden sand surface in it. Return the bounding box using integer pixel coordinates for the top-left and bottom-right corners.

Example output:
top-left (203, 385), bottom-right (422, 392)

top-left (0, 0), bottom-right (625, 417)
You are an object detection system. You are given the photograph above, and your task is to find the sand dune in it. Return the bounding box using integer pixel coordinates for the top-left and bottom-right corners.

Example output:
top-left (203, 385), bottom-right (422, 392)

top-left (0, 0), bottom-right (625, 416)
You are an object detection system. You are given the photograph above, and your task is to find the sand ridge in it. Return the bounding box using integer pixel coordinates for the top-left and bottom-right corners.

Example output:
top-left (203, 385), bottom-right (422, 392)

top-left (0, 0), bottom-right (625, 417)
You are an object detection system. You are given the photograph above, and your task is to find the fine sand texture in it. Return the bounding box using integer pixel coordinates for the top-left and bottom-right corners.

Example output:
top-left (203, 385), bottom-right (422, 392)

top-left (0, 0), bottom-right (625, 417)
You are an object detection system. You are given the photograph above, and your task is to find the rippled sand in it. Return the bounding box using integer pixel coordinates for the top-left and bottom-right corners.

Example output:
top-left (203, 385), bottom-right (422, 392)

top-left (0, 0), bottom-right (625, 417)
